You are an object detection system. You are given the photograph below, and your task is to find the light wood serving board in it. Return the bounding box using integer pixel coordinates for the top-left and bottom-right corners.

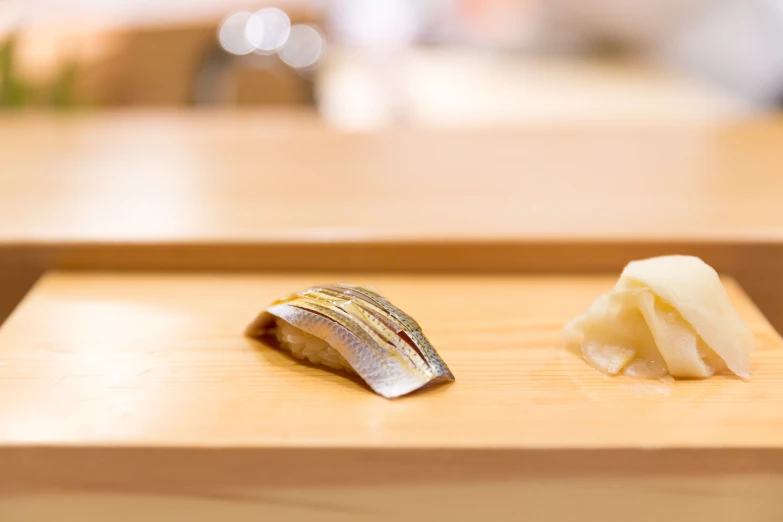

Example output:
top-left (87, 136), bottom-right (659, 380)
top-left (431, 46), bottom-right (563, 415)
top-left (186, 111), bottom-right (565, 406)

top-left (1, 272), bottom-right (782, 521)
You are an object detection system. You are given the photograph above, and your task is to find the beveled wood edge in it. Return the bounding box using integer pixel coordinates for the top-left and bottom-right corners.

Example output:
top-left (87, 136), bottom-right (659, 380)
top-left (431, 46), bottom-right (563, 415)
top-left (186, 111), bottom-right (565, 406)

top-left (3, 447), bottom-right (783, 496)
top-left (2, 239), bottom-right (782, 272)
top-left (3, 239), bottom-right (782, 329)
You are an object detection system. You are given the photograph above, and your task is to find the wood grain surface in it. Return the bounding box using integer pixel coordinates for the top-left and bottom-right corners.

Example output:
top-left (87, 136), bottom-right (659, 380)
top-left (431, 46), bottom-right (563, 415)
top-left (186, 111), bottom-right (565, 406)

top-left (1, 272), bottom-right (782, 521)
top-left (1, 272), bottom-right (780, 448)
top-left (2, 111), bottom-right (783, 326)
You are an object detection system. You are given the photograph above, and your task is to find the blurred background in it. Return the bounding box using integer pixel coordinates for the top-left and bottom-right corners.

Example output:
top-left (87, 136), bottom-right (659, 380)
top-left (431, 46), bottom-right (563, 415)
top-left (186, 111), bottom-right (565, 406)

top-left (2, 0), bottom-right (783, 330)
top-left (2, 0), bottom-right (782, 127)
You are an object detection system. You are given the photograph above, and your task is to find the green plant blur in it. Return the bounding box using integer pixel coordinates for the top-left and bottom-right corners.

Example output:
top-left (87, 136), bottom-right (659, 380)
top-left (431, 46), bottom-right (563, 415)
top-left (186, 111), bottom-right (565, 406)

top-left (0, 36), bottom-right (77, 109)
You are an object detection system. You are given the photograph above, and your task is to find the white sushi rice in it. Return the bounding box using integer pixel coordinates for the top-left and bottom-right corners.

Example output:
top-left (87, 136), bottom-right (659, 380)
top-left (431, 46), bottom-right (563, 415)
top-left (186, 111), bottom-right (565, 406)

top-left (274, 318), bottom-right (354, 373)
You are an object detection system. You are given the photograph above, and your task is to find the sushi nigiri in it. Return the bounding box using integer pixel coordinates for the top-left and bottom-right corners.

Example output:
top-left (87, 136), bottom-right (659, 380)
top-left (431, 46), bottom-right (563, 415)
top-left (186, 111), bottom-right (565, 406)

top-left (245, 284), bottom-right (454, 398)
top-left (564, 255), bottom-right (756, 379)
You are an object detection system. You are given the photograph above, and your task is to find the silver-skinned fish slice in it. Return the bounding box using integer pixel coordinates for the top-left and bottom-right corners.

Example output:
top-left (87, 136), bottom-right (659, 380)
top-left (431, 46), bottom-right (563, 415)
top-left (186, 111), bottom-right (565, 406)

top-left (245, 284), bottom-right (455, 398)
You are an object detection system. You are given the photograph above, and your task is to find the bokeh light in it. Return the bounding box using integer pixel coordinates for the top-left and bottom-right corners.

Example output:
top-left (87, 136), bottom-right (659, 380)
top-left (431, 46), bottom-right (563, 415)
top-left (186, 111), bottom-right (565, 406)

top-left (245, 7), bottom-right (291, 53)
top-left (217, 12), bottom-right (254, 56)
top-left (278, 25), bottom-right (325, 70)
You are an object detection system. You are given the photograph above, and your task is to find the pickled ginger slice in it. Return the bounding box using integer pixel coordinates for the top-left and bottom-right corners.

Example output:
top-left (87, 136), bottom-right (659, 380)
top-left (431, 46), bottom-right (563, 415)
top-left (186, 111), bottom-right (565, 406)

top-left (246, 284), bottom-right (455, 398)
top-left (564, 255), bottom-right (755, 379)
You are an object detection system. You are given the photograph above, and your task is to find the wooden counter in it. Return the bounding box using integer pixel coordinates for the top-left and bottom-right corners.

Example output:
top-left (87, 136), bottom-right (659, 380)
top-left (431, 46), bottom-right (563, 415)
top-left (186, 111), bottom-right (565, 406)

top-left (1, 272), bottom-right (782, 521)
top-left (1, 112), bottom-right (783, 328)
